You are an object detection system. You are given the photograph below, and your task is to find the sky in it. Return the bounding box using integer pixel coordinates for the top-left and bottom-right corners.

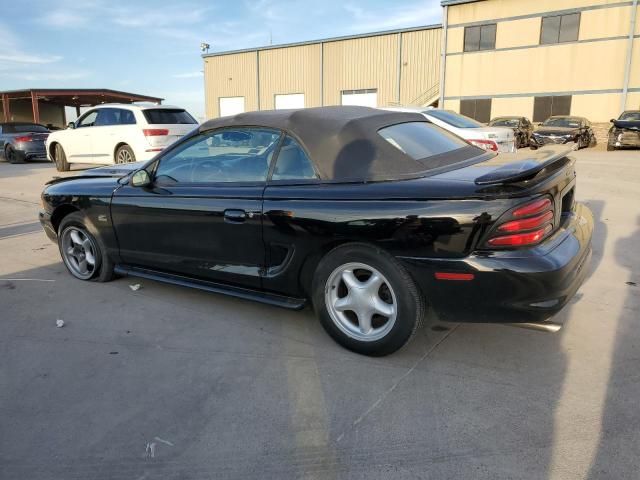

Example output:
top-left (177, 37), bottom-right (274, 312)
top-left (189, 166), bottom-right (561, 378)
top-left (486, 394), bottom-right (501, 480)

top-left (0, 0), bottom-right (442, 121)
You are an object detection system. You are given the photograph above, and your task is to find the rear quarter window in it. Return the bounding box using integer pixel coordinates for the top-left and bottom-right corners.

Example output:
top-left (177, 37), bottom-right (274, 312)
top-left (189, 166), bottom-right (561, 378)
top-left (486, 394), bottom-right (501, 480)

top-left (378, 122), bottom-right (471, 160)
top-left (143, 109), bottom-right (197, 125)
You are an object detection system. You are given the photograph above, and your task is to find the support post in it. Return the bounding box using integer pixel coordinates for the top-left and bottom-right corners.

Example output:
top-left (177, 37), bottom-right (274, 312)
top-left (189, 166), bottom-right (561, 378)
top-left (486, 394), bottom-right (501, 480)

top-left (31, 91), bottom-right (40, 124)
top-left (2, 94), bottom-right (10, 122)
top-left (439, 5), bottom-right (449, 109)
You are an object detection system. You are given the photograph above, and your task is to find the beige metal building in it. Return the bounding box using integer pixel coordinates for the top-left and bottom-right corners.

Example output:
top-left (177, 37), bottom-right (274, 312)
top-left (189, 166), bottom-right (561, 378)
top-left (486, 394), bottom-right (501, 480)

top-left (202, 25), bottom-right (442, 119)
top-left (440, 0), bottom-right (640, 123)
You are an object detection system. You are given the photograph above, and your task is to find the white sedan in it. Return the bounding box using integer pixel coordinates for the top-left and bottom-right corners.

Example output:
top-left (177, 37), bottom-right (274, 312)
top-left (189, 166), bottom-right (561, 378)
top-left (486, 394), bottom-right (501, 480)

top-left (385, 107), bottom-right (516, 153)
top-left (46, 104), bottom-right (197, 171)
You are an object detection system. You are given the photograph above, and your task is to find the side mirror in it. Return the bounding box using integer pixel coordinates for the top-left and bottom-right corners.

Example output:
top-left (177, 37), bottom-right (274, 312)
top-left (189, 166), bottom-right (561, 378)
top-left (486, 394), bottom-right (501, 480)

top-left (67, 122), bottom-right (76, 129)
top-left (131, 169), bottom-right (151, 187)
top-left (610, 119), bottom-right (616, 123)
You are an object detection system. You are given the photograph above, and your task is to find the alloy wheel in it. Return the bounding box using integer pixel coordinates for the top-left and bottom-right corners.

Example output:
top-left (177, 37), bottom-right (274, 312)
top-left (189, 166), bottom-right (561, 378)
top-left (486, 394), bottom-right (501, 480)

top-left (116, 149), bottom-right (134, 163)
top-left (325, 262), bottom-right (397, 342)
top-left (61, 227), bottom-right (97, 280)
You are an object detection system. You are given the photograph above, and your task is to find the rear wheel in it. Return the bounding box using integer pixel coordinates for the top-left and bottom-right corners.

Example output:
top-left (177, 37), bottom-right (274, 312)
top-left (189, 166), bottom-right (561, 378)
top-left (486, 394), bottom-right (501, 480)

top-left (58, 212), bottom-right (114, 282)
top-left (115, 145), bottom-right (136, 164)
top-left (312, 243), bottom-right (425, 356)
top-left (54, 144), bottom-right (69, 171)
top-left (5, 145), bottom-right (24, 164)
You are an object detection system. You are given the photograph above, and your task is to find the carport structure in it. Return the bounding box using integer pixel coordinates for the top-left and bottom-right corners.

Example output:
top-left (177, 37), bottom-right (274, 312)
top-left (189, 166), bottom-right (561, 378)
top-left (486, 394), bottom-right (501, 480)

top-left (0, 89), bottom-right (163, 127)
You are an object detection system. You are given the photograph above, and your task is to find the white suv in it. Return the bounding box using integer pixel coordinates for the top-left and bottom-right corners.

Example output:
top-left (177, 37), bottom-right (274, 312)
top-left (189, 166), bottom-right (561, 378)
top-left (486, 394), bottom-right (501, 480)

top-left (47, 104), bottom-right (197, 171)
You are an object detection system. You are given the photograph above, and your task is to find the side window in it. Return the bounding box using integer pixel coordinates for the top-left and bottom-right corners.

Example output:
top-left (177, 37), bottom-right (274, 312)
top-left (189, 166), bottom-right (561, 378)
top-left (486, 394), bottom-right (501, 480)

top-left (463, 24), bottom-right (496, 52)
top-left (119, 109), bottom-right (136, 125)
top-left (272, 136), bottom-right (318, 181)
top-left (77, 110), bottom-right (98, 128)
top-left (95, 109), bottom-right (119, 126)
top-left (154, 128), bottom-right (281, 184)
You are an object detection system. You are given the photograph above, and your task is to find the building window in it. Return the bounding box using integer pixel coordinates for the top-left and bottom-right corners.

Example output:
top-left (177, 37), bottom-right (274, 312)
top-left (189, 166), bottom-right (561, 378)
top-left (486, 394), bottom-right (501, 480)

top-left (463, 24), bottom-right (496, 52)
top-left (540, 13), bottom-right (580, 45)
top-left (460, 98), bottom-right (492, 123)
top-left (274, 93), bottom-right (305, 110)
top-left (533, 95), bottom-right (572, 122)
top-left (219, 96), bottom-right (245, 117)
top-left (341, 89), bottom-right (378, 107)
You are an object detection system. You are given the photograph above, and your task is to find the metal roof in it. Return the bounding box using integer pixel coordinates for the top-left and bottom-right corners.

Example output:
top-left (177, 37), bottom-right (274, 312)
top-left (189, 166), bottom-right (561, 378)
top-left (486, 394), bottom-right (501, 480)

top-left (0, 88), bottom-right (163, 105)
top-left (441, 0), bottom-right (485, 6)
top-left (202, 24), bottom-right (442, 58)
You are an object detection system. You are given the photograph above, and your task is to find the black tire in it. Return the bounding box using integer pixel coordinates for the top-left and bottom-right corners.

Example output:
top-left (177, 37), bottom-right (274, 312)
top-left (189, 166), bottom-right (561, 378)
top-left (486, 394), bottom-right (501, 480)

top-left (57, 212), bottom-right (114, 282)
top-left (54, 144), bottom-right (69, 172)
top-left (312, 243), bottom-right (425, 356)
top-left (115, 145), bottom-right (136, 164)
top-left (530, 145), bottom-right (538, 150)
top-left (5, 145), bottom-right (24, 164)
top-left (607, 143), bottom-right (616, 151)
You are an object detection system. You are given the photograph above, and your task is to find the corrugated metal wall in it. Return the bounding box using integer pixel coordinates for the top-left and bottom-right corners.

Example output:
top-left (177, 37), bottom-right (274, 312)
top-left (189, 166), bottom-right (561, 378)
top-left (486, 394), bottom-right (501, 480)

top-left (204, 26), bottom-right (442, 119)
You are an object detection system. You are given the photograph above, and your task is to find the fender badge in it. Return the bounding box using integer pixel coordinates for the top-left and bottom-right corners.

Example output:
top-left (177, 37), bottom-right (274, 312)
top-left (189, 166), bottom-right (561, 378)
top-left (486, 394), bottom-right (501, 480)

top-left (98, 215), bottom-right (108, 222)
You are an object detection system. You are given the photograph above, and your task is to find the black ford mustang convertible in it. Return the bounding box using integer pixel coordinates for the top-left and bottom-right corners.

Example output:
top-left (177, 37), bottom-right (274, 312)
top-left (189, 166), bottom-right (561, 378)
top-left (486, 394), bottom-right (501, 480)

top-left (40, 107), bottom-right (593, 356)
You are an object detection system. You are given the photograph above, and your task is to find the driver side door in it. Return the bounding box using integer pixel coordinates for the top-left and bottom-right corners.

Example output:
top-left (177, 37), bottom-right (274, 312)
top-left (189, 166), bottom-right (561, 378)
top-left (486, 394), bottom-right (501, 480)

top-left (110, 127), bottom-right (282, 289)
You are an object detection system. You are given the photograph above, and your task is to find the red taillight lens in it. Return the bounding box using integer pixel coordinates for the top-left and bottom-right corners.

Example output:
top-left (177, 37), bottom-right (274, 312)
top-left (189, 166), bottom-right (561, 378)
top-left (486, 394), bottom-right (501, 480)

top-left (488, 225), bottom-right (553, 247)
top-left (467, 139), bottom-right (498, 151)
top-left (143, 129), bottom-right (169, 136)
top-left (485, 196), bottom-right (555, 248)
top-left (497, 211), bottom-right (554, 232)
top-left (512, 198), bottom-right (552, 217)
top-left (14, 135), bottom-right (33, 142)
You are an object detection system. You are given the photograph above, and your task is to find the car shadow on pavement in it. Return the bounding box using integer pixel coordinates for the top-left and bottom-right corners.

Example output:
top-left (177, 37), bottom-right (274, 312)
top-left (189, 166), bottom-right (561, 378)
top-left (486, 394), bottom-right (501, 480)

top-left (585, 215), bottom-right (640, 479)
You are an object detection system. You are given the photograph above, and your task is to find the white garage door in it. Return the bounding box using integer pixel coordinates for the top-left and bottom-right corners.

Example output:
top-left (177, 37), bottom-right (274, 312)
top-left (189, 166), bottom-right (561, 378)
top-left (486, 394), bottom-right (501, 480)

top-left (219, 97), bottom-right (245, 117)
top-left (341, 89), bottom-right (378, 108)
top-left (275, 93), bottom-right (305, 110)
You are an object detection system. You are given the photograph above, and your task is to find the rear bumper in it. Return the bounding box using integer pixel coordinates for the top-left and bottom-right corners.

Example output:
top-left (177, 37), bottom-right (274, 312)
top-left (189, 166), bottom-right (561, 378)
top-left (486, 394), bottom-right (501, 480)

top-left (400, 202), bottom-right (593, 324)
top-left (612, 131), bottom-right (640, 147)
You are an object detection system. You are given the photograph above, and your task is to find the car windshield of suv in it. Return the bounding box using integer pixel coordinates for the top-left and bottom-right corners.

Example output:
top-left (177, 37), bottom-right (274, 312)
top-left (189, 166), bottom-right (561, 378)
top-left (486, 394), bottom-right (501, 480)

top-left (543, 118), bottom-right (581, 128)
top-left (11, 124), bottom-right (49, 133)
top-left (490, 119), bottom-right (519, 127)
top-left (425, 110), bottom-right (484, 129)
top-left (143, 109), bottom-right (197, 125)
top-left (620, 112), bottom-right (640, 121)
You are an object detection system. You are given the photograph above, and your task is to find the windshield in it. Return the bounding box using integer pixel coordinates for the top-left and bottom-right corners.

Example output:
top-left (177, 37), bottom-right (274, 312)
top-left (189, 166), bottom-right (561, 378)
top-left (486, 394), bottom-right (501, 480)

top-left (619, 111), bottom-right (640, 121)
top-left (490, 118), bottom-right (519, 127)
top-left (143, 109), bottom-right (197, 125)
top-left (425, 110), bottom-right (484, 129)
top-left (542, 117), bottom-right (581, 128)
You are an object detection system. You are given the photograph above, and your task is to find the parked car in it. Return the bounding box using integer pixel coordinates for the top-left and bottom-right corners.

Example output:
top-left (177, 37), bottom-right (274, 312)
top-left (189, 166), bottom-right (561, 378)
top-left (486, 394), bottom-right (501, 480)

top-left (46, 104), bottom-right (197, 172)
top-left (39, 106), bottom-right (593, 356)
top-left (607, 110), bottom-right (640, 151)
top-left (489, 116), bottom-right (534, 148)
top-left (530, 116), bottom-right (596, 150)
top-left (385, 107), bottom-right (516, 153)
top-left (0, 122), bottom-right (50, 164)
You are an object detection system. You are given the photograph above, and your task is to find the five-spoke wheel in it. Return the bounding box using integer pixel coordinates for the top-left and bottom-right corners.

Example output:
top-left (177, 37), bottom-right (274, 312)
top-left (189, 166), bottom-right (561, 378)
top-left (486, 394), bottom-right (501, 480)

top-left (61, 227), bottom-right (97, 280)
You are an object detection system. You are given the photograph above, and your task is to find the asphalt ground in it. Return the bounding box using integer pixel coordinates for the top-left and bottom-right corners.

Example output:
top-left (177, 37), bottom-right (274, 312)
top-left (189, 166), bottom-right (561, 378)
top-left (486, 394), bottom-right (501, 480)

top-left (1, 149), bottom-right (639, 479)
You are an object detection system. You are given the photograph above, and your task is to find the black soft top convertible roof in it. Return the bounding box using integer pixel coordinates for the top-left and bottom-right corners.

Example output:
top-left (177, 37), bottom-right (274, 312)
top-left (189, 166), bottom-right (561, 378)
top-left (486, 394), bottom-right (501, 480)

top-left (199, 106), bottom-right (452, 182)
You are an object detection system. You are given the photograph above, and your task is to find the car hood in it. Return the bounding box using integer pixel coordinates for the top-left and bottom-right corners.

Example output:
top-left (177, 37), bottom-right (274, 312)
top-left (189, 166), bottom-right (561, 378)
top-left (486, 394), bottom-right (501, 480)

top-left (46, 162), bottom-right (145, 186)
top-left (534, 127), bottom-right (579, 136)
top-left (612, 120), bottom-right (640, 131)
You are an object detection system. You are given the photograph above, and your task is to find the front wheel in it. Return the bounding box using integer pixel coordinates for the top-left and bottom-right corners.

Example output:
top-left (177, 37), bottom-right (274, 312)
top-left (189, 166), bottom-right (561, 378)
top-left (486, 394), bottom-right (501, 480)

top-left (312, 243), bottom-right (425, 356)
top-left (54, 144), bottom-right (69, 171)
top-left (58, 212), bottom-right (114, 282)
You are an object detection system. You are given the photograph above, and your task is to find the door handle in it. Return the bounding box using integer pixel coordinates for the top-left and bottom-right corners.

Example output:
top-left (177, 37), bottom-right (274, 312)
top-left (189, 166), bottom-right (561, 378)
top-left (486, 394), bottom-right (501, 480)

top-left (224, 209), bottom-right (247, 223)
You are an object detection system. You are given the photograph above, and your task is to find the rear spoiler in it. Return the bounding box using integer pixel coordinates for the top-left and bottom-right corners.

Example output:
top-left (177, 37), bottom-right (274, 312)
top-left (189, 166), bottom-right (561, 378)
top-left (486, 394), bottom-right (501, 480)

top-left (474, 146), bottom-right (573, 186)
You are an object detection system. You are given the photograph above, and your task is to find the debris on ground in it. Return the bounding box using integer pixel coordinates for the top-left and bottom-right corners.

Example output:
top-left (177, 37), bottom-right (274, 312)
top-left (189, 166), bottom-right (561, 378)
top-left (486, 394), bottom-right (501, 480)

top-left (626, 281), bottom-right (637, 287)
top-left (55, 319), bottom-right (65, 328)
top-left (129, 284), bottom-right (142, 291)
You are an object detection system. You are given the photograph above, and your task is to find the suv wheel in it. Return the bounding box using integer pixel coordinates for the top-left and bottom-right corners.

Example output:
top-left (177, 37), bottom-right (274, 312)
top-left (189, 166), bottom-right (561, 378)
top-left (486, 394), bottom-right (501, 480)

top-left (115, 145), bottom-right (136, 164)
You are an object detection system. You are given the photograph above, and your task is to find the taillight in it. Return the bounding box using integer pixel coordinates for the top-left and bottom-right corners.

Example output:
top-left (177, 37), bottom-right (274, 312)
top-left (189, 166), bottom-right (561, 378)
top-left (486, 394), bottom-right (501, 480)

top-left (485, 196), bottom-right (555, 248)
top-left (143, 129), bottom-right (169, 136)
top-left (467, 139), bottom-right (498, 151)
top-left (14, 135), bottom-right (33, 142)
